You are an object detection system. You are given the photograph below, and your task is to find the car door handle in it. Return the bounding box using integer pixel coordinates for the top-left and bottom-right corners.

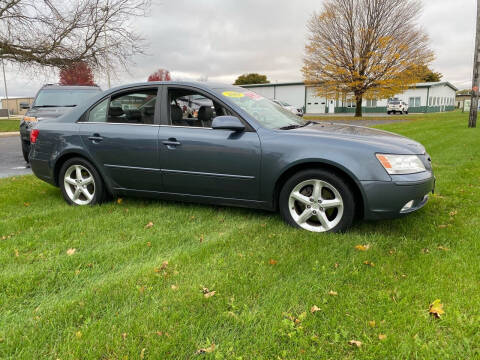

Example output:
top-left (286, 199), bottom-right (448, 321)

top-left (88, 134), bottom-right (103, 142)
top-left (162, 138), bottom-right (181, 147)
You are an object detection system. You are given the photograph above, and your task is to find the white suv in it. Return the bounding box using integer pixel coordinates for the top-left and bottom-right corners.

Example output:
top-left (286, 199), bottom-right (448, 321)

top-left (387, 100), bottom-right (409, 115)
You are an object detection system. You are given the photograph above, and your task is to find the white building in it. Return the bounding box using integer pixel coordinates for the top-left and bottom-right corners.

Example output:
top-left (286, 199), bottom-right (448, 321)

top-left (241, 81), bottom-right (458, 114)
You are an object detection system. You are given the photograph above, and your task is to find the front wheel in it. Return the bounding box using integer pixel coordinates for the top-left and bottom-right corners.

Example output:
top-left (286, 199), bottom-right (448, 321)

top-left (59, 157), bottom-right (106, 206)
top-left (279, 169), bottom-right (356, 233)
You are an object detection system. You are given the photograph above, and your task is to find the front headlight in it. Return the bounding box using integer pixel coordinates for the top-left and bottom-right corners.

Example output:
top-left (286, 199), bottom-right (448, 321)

top-left (376, 154), bottom-right (426, 175)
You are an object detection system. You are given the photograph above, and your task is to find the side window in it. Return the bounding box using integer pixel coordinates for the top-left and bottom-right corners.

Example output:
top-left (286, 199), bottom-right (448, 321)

top-left (108, 89), bottom-right (157, 124)
top-left (87, 98), bottom-right (108, 122)
top-left (168, 88), bottom-right (229, 128)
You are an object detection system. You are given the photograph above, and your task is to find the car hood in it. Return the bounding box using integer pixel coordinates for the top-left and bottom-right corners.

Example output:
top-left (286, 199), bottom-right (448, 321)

top-left (26, 106), bottom-right (75, 120)
top-left (289, 122), bottom-right (426, 154)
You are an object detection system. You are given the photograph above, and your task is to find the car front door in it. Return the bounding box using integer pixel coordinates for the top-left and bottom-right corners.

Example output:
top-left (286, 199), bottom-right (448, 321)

top-left (158, 86), bottom-right (261, 201)
top-left (78, 86), bottom-right (162, 192)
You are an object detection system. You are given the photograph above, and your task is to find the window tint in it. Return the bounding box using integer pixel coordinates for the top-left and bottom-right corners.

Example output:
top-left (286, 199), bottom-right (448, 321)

top-left (87, 98), bottom-right (109, 122)
top-left (108, 89), bottom-right (157, 124)
top-left (168, 88), bottom-right (229, 128)
top-left (33, 88), bottom-right (101, 107)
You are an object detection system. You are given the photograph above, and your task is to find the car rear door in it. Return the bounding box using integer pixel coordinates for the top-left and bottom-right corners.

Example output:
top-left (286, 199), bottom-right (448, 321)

top-left (78, 86), bottom-right (162, 192)
top-left (158, 85), bottom-right (261, 201)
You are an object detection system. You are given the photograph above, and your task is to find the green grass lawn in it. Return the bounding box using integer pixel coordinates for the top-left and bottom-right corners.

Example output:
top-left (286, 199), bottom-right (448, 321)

top-left (0, 119), bottom-right (20, 132)
top-left (1, 111), bottom-right (479, 359)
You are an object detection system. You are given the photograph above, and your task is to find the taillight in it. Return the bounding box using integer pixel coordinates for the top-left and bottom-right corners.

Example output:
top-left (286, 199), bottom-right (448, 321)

top-left (30, 129), bottom-right (39, 143)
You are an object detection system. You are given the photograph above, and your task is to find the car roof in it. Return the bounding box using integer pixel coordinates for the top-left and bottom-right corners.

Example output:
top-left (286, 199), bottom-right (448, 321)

top-left (106, 81), bottom-right (239, 94)
top-left (41, 84), bottom-right (101, 90)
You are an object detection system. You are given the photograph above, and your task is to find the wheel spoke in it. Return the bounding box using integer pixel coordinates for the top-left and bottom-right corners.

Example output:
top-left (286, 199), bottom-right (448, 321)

top-left (75, 165), bottom-right (83, 180)
top-left (82, 176), bottom-right (93, 185)
top-left (312, 180), bottom-right (322, 200)
top-left (65, 177), bottom-right (77, 186)
top-left (81, 187), bottom-right (93, 201)
top-left (322, 199), bottom-right (342, 209)
top-left (72, 187), bottom-right (81, 200)
top-left (291, 191), bottom-right (310, 205)
top-left (297, 209), bottom-right (313, 224)
top-left (317, 211), bottom-right (331, 230)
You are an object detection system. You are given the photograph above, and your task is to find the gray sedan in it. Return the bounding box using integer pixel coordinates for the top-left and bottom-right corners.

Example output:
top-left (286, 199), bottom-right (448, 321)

top-left (29, 81), bottom-right (434, 233)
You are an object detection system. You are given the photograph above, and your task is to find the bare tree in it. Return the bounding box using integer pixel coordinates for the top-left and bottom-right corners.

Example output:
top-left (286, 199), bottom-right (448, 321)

top-left (0, 0), bottom-right (150, 72)
top-left (303, 0), bottom-right (434, 117)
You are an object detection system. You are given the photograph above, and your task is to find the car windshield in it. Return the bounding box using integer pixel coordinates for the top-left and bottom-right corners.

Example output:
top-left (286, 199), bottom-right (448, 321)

top-left (218, 89), bottom-right (304, 129)
top-left (33, 88), bottom-right (101, 107)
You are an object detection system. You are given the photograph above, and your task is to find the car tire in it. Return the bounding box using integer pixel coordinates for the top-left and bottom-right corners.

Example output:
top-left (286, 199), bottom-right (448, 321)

top-left (387, 111), bottom-right (391, 115)
top-left (59, 157), bottom-right (106, 206)
top-left (279, 169), bottom-right (356, 233)
top-left (21, 141), bottom-right (30, 162)
top-left (406, 110), bottom-right (409, 114)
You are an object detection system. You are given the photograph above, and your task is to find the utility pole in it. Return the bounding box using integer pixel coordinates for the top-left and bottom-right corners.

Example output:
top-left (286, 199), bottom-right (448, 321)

top-left (469, 0), bottom-right (480, 128)
top-left (1, 57), bottom-right (10, 120)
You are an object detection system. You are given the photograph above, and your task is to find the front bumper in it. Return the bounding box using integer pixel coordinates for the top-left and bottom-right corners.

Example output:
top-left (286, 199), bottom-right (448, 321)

top-left (361, 172), bottom-right (435, 220)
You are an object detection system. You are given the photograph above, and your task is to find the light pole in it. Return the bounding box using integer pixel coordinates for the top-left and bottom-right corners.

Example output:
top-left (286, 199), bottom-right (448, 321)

top-left (1, 57), bottom-right (10, 120)
top-left (469, 0), bottom-right (480, 128)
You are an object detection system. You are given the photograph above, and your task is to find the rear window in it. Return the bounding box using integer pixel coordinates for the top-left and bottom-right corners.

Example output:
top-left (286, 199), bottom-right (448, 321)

top-left (390, 101), bottom-right (400, 105)
top-left (33, 88), bottom-right (101, 107)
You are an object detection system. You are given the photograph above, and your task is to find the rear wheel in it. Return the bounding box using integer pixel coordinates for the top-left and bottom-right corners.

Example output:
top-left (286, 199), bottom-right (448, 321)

top-left (279, 169), bottom-right (355, 233)
top-left (59, 157), bottom-right (106, 205)
top-left (21, 141), bottom-right (30, 162)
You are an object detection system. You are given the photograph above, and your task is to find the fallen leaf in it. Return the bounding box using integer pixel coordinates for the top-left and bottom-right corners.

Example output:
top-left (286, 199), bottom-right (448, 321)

top-left (422, 248), bottom-right (430, 254)
top-left (122, 332), bottom-right (127, 340)
top-left (310, 305), bottom-right (321, 314)
top-left (138, 286), bottom-right (146, 294)
top-left (328, 290), bottom-right (338, 296)
top-left (66, 248), bottom-right (76, 256)
top-left (437, 246), bottom-right (450, 251)
top-left (334, 262), bottom-right (339, 268)
top-left (14, 249), bottom-right (19, 257)
top-left (195, 343), bottom-right (215, 355)
top-left (140, 348), bottom-right (146, 359)
top-left (171, 284), bottom-right (179, 291)
top-left (269, 259), bottom-right (278, 265)
top-left (389, 249), bottom-right (396, 255)
top-left (75, 331), bottom-right (82, 338)
top-left (378, 334), bottom-right (387, 341)
top-left (363, 261), bottom-right (375, 267)
top-left (145, 221), bottom-right (154, 229)
top-left (368, 320), bottom-right (376, 328)
top-left (160, 261), bottom-right (168, 270)
top-left (156, 331), bottom-right (163, 336)
top-left (75, 269), bottom-right (81, 275)
top-left (429, 299), bottom-right (445, 318)
top-left (199, 235), bottom-right (204, 243)
top-left (438, 224), bottom-right (448, 229)
top-left (23, 202), bottom-right (30, 207)
top-left (355, 244), bottom-right (370, 251)
top-left (146, 242), bottom-right (152, 247)
top-left (117, 198), bottom-right (123, 204)
top-left (348, 340), bottom-right (362, 348)
top-left (204, 291), bottom-right (216, 298)
top-left (449, 210), bottom-right (458, 217)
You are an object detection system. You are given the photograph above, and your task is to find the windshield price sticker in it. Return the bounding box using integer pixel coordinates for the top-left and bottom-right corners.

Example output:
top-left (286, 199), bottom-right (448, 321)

top-left (222, 91), bottom-right (245, 98)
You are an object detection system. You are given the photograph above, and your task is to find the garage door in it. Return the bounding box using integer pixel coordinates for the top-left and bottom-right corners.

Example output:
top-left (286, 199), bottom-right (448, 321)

top-left (306, 87), bottom-right (326, 114)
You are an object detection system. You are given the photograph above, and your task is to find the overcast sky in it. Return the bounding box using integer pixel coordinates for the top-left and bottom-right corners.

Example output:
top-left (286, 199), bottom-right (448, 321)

top-left (2, 0), bottom-right (477, 97)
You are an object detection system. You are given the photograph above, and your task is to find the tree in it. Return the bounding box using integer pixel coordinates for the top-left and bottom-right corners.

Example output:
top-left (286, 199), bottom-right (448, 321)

top-left (0, 0), bottom-right (150, 72)
top-left (416, 65), bottom-right (443, 82)
top-left (59, 62), bottom-right (95, 86)
top-left (234, 73), bottom-right (269, 85)
top-left (303, 0), bottom-right (434, 117)
top-left (147, 69), bottom-right (171, 81)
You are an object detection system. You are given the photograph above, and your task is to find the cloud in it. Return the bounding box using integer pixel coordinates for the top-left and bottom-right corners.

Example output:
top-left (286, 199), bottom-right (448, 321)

top-left (0, 0), bottom-right (476, 98)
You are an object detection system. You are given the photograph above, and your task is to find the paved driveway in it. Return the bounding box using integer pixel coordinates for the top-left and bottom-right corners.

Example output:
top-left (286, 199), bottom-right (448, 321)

top-left (0, 136), bottom-right (32, 178)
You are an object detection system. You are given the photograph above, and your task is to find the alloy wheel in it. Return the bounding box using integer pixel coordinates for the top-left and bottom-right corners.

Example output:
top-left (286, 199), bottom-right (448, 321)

top-left (63, 164), bottom-right (95, 205)
top-left (288, 179), bottom-right (344, 232)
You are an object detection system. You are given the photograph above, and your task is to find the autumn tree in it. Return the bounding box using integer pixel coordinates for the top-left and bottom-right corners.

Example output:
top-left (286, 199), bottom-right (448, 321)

top-left (416, 66), bottom-right (443, 83)
top-left (303, 0), bottom-right (434, 117)
top-left (59, 62), bottom-right (95, 86)
top-left (147, 69), bottom-right (171, 81)
top-left (0, 0), bottom-right (150, 72)
top-left (234, 73), bottom-right (269, 85)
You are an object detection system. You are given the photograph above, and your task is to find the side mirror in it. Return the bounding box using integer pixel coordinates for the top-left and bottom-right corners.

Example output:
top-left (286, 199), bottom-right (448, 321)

top-left (212, 116), bottom-right (245, 132)
top-left (20, 102), bottom-right (30, 110)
